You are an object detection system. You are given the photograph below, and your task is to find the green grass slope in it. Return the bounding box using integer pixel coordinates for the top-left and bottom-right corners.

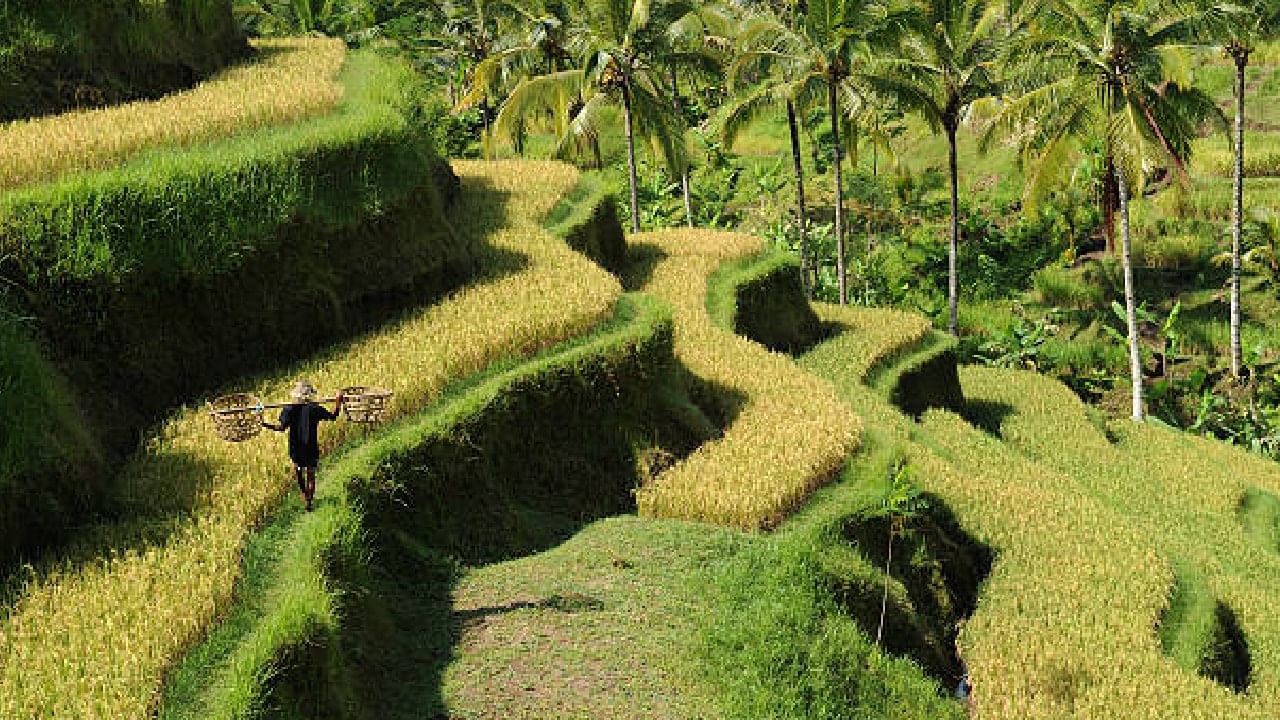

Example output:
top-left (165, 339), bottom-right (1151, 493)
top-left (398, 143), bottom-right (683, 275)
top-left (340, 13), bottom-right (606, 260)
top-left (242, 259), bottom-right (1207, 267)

top-left (799, 301), bottom-right (1280, 718)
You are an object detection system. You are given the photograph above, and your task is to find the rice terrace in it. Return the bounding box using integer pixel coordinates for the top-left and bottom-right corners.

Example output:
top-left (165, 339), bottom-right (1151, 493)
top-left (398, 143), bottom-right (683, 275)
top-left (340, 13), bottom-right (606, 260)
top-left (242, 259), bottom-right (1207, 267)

top-left (4, 0), bottom-right (1280, 718)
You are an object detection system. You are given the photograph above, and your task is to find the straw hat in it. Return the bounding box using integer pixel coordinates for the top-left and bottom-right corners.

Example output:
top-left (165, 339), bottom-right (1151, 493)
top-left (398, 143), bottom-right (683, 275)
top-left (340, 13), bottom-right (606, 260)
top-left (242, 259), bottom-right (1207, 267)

top-left (290, 381), bottom-right (318, 402)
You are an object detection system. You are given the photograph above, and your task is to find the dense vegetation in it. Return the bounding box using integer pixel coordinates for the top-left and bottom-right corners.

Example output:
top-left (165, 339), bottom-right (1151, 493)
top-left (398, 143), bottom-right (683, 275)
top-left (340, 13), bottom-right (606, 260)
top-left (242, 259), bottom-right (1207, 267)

top-left (394, 0), bottom-right (1280, 454)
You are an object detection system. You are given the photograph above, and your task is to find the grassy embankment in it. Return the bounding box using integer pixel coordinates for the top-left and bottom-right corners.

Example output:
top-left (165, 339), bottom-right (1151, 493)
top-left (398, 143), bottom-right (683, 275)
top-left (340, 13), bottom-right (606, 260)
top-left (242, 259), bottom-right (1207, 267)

top-left (0, 0), bottom-right (245, 121)
top-left (949, 366), bottom-right (1280, 715)
top-left (630, 229), bottom-right (859, 529)
top-left (434, 251), bottom-right (970, 720)
top-left (797, 302), bottom-right (1280, 718)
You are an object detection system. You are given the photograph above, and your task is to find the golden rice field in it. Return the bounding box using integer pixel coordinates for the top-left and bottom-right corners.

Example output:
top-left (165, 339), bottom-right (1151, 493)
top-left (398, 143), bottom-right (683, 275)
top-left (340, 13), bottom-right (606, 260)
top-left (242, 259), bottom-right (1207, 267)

top-left (0, 161), bottom-right (620, 719)
top-left (955, 365), bottom-right (1280, 717)
top-left (0, 38), bottom-right (345, 192)
top-left (631, 229), bottom-right (860, 530)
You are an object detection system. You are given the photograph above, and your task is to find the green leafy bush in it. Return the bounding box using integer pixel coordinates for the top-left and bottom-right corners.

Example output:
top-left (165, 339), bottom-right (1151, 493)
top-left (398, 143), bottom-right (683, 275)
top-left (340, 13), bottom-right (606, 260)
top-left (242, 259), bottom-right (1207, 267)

top-left (1033, 265), bottom-right (1106, 310)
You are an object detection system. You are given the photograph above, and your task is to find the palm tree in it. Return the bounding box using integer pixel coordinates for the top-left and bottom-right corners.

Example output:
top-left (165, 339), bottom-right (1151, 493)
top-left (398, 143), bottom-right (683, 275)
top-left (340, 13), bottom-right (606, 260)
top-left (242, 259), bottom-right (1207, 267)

top-left (728, 0), bottom-right (915, 304)
top-left (864, 0), bottom-right (1000, 335)
top-left (723, 7), bottom-right (821, 292)
top-left (662, 7), bottom-right (732, 227)
top-left (1218, 1), bottom-right (1279, 380)
top-left (987, 0), bottom-right (1225, 421)
top-left (492, 0), bottom-right (693, 233)
top-left (458, 8), bottom-right (575, 155)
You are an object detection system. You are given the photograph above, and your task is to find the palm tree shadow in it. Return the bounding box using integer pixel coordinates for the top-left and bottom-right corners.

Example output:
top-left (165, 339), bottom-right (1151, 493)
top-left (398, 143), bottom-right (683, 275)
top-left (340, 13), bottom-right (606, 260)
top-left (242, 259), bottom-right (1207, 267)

top-left (960, 399), bottom-right (1015, 438)
top-left (621, 243), bottom-right (669, 292)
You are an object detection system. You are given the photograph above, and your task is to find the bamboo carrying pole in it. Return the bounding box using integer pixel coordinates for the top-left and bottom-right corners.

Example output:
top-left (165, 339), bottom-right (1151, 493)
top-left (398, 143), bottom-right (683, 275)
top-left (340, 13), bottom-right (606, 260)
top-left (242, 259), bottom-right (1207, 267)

top-left (209, 396), bottom-right (346, 417)
top-left (208, 387), bottom-right (394, 442)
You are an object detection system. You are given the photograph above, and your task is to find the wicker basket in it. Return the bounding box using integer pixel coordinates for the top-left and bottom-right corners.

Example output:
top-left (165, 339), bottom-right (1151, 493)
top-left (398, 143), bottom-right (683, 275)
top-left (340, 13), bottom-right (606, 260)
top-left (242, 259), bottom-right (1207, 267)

top-left (341, 386), bottom-right (393, 424)
top-left (209, 393), bottom-right (263, 443)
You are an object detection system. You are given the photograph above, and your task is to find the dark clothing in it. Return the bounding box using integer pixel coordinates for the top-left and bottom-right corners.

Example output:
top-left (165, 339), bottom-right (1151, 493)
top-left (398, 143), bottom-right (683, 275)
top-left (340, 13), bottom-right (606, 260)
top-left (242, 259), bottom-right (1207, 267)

top-left (278, 402), bottom-right (337, 467)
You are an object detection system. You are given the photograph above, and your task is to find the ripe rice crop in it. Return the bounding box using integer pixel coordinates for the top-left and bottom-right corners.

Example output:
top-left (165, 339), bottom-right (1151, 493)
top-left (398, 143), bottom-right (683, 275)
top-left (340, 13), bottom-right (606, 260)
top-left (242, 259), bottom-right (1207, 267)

top-left (809, 303), bottom-right (933, 381)
top-left (939, 366), bottom-right (1280, 718)
top-left (0, 161), bottom-right (620, 719)
top-left (0, 38), bottom-right (345, 191)
top-left (631, 229), bottom-right (860, 530)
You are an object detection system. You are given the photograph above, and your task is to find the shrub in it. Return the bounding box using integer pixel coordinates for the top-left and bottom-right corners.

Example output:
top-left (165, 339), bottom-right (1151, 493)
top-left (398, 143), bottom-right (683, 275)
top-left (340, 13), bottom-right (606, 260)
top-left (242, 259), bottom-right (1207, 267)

top-left (1131, 234), bottom-right (1219, 272)
top-left (1033, 265), bottom-right (1106, 310)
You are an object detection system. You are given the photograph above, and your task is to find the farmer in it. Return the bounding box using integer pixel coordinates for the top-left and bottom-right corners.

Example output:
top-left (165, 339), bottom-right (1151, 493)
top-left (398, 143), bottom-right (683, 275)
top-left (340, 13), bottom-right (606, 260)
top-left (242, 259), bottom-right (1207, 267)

top-left (261, 381), bottom-right (345, 512)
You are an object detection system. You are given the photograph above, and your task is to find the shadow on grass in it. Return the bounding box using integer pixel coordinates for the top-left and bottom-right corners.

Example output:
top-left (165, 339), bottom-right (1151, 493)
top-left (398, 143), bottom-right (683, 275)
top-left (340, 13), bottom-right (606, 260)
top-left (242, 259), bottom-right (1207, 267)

top-left (960, 399), bottom-right (1015, 438)
top-left (840, 493), bottom-right (994, 692)
top-left (621, 243), bottom-right (669, 292)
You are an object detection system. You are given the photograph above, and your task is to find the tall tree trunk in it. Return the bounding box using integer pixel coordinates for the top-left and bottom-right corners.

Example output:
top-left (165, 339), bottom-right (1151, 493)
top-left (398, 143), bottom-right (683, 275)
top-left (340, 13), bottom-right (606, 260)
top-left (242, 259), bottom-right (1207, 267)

top-left (1117, 166), bottom-right (1144, 421)
top-left (877, 525), bottom-right (894, 647)
top-left (1231, 50), bottom-right (1247, 379)
top-left (947, 121), bottom-right (960, 336)
top-left (1101, 156), bottom-right (1117, 254)
top-left (481, 98), bottom-right (492, 160)
top-left (670, 70), bottom-right (694, 228)
top-left (622, 82), bottom-right (641, 234)
top-left (787, 100), bottom-right (811, 295)
top-left (868, 130), bottom-right (877, 255)
top-left (829, 81), bottom-right (847, 305)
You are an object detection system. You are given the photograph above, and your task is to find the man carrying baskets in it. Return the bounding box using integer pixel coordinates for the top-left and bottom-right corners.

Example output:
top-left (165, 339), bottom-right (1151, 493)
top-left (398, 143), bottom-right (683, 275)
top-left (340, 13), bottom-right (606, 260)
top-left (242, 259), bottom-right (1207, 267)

top-left (261, 381), bottom-right (345, 512)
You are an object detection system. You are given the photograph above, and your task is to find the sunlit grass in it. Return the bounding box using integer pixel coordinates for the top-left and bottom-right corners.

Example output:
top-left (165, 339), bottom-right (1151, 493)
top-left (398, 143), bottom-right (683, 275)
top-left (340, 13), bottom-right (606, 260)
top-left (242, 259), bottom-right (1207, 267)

top-left (932, 365), bottom-right (1280, 718)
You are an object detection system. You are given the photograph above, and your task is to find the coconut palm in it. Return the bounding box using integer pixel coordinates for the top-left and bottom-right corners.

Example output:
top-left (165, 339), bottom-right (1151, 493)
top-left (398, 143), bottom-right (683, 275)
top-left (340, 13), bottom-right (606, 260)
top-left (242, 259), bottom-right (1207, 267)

top-left (442, 0), bottom-right (539, 158)
top-left (863, 0), bottom-right (1001, 335)
top-left (727, 0), bottom-right (915, 304)
top-left (987, 0), bottom-right (1226, 421)
top-left (458, 8), bottom-right (576, 154)
top-left (492, 0), bottom-right (695, 232)
top-left (722, 7), bottom-right (820, 291)
top-left (1218, 0), bottom-right (1279, 379)
top-left (662, 7), bottom-right (732, 227)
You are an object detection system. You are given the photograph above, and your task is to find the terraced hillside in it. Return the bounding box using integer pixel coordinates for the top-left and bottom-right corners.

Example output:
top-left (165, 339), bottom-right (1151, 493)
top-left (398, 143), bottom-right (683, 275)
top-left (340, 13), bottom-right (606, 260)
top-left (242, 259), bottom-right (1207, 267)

top-left (0, 39), bottom-right (464, 568)
top-left (802, 312), bottom-right (1280, 718)
top-left (6, 25), bottom-right (1280, 720)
